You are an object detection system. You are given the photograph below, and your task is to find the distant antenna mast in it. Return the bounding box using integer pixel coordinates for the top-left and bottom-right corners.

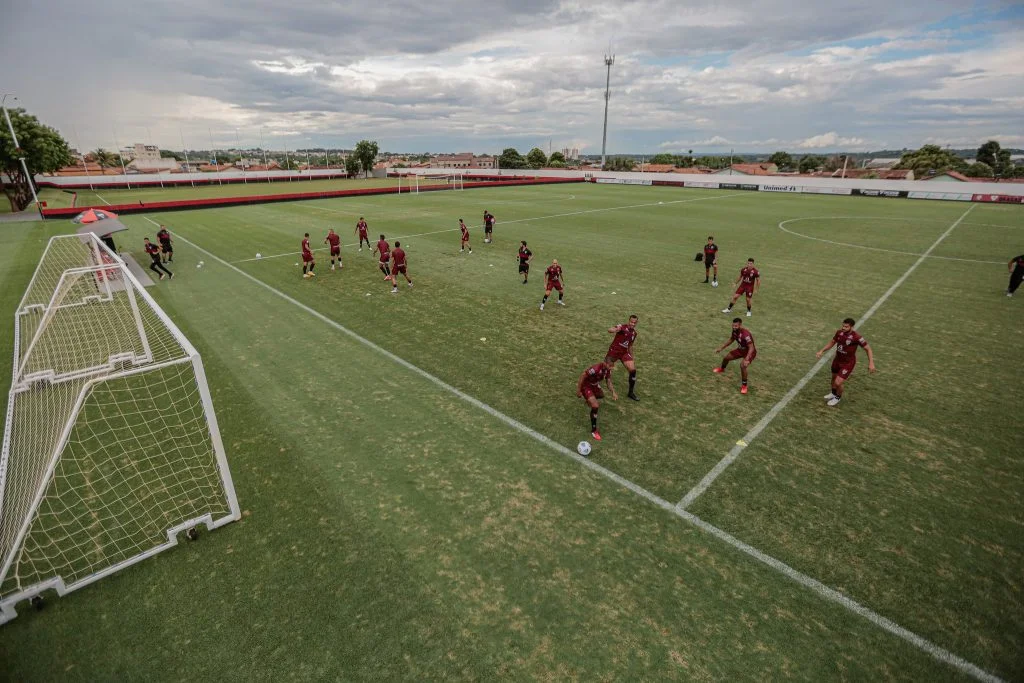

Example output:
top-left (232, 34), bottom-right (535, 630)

top-left (601, 53), bottom-right (615, 168)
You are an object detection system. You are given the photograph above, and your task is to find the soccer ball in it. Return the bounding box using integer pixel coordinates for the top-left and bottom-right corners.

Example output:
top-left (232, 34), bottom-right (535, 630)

top-left (256, 253), bottom-right (262, 259)
top-left (577, 441), bottom-right (592, 456)
top-left (712, 280), bottom-right (719, 287)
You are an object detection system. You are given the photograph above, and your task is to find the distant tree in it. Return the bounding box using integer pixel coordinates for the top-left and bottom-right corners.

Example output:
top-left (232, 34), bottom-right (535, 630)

top-left (894, 144), bottom-right (967, 176)
top-left (0, 107), bottom-right (71, 211)
top-left (159, 149), bottom-right (185, 161)
top-left (548, 159), bottom-right (565, 168)
top-left (964, 161), bottom-right (994, 178)
top-left (526, 147), bottom-right (548, 169)
top-left (767, 151), bottom-right (794, 171)
top-left (975, 140), bottom-right (1001, 170)
top-left (498, 147), bottom-right (527, 169)
top-left (603, 156), bottom-right (636, 171)
top-left (344, 154), bottom-right (361, 177)
top-left (548, 151), bottom-right (566, 165)
top-left (353, 140), bottom-right (379, 178)
top-left (93, 148), bottom-right (118, 169)
top-left (797, 154), bottom-right (826, 173)
top-left (823, 155), bottom-right (850, 173)
top-left (650, 153), bottom-right (677, 165)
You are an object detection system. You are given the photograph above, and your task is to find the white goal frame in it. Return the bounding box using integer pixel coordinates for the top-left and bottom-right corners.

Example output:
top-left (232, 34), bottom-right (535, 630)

top-left (0, 234), bottom-right (240, 625)
top-left (398, 172), bottom-right (465, 193)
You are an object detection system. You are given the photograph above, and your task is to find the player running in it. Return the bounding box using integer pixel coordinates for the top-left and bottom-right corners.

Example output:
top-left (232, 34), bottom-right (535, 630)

top-left (703, 236), bottom-right (718, 285)
top-left (577, 360), bottom-right (617, 442)
top-left (1007, 253), bottom-right (1024, 297)
top-left (518, 240), bottom-right (532, 284)
top-left (390, 240), bottom-right (412, 293)
top-left (144, 238), bottom-right (173, 280)
top-left (540, 259), bottom-right (565, 310)
top-left (816, 317), bottom-right (877, 407)
top-left (156, 225), bottom-right (173, 264)
top-left (374, 234), bottom-right (392, 281)
top-left (722, 258), bottom-right (759, 316)
top-left (713, 318), bottom-right (756, 394)
top-left (459, 218), bottom-right (472, 253)
top-left (606, 315), bottom-right (640, 401)
top-left (355, 217), bottom-right (371, 251)
top-left (301, 233), bottom-right (316, 278)
top-left (324, 229), bottom-right (342, 270)
top-left (483, 210), bottom-right (495, 243)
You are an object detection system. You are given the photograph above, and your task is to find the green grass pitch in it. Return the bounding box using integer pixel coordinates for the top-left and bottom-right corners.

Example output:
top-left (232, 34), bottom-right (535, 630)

top-left (0, 183), bottom-right (1021, 680)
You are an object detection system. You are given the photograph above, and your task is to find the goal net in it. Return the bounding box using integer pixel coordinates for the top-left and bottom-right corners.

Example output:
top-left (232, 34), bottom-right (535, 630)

top-left (0, 234), bottom-right (239, 624)
top-left (398, 173), bottom-right (465, 193)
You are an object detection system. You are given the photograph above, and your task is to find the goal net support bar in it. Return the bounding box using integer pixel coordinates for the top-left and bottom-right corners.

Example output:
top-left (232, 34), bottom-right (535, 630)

top-left (397, 172), bottom-right (465, 193)
top-left (0, 234), bottom-right (240, 625)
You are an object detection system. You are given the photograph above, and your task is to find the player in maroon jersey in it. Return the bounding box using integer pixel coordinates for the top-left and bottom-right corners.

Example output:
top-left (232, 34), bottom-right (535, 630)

top-left (540, 259), bottom-right (565, 310)
top-left (324, 229), bottom-right (342, 271)
top-left (703, 236), bottom-right (718, 285)
top-left (390, 241), bottom-right (412, 293)
top-left (459, 218), bottom-right (472, 253)
top-left (713, 318), bottom-right (757, 394)
top-left (577, 359), bottom-right (617, 441)
top-left (518, 241), bottom-right (532, 284)
top-left (606, 315), bottom-right (640, 401)
top-left (722, 258), bottom-right (759, 316)
top-left (373, 234), bottom-right (392, 281)
top-left (1007, 253), bottom-right (1024, 297)
top-left (355, 217), bottom-right (371, 251)
top-left (143, 238), bottom-right (173, 280)
top-left (816, 317), bottom-right (877, 407)
top-left (301, 233), bottom-right (316, 278)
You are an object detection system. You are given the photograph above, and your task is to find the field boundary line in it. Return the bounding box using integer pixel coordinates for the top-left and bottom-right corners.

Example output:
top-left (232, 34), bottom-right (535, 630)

top-left (144, 212), bottom-right (1000, 683)
top-left (229, 191), bottom-right (749, 263)
top-left (778, 215), bottom-right (1002, 264)
top-left (677, 205), bottom-right (977, 511)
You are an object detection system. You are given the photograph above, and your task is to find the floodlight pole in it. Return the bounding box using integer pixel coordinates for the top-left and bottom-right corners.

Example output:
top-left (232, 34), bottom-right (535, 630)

top-left (259, 128), bottom-right (270, 183)
top-left (73, 124), bottom-right (94, 191)
top-left (600, 55), bottom-right (614, 169)
top-left (234, 128), bottom-right (247, 184)
top-left (2, 94), bottom-right (41, 210)
top-left (179, 128), bottom-right (195, 187)
top-left (209, 128), bottom-right (222, 185)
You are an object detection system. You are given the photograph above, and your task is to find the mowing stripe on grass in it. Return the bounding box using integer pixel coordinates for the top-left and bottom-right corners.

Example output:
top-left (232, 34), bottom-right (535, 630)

top-left (230, 192), bottom-right (748, 263)
top-left (677, 204), bottom-right (977, 511)
top-left (143, 208), bottom-right (1002, 683)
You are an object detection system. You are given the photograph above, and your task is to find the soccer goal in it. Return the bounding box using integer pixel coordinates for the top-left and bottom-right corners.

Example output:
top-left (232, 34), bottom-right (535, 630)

top-left (0, 233), bottom-right (240, 624)
top-left (399, 172), bottom-right (465, 193)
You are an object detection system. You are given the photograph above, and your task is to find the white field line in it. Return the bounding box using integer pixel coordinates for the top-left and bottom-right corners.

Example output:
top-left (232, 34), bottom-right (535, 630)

top-left (677, 205), bottom-right (977, 511)
top-left (961, 221), bottom-right (1024, 230)
top-left (145, 211), bottom-right (1001, 683)
top-left (778, 216), bottom-right (1002, 264)
top-left (229, 192), bottom-right (748, 264)
top-left (93, 193), bottom-right (111, 206)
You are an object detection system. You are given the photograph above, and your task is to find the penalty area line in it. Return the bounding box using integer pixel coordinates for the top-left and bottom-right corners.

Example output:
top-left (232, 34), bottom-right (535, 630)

top-left (677, 204), bottom-right (977, 511)
top-left (145, 211), bottom-right (1000, 683)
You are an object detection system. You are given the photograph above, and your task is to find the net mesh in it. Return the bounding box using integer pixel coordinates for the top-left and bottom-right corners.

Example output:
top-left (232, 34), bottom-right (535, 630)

top-left (0, 235), bottom-right (236, 605)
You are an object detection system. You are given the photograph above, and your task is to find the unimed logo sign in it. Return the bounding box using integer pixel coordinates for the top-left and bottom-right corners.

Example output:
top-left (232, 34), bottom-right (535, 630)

top-left (760, 184), bottom-right (799, 192)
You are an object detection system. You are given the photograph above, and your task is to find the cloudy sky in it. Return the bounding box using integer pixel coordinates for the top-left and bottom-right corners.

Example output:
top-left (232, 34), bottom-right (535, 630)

top-left (3, 1), bottom-right (1022, 154)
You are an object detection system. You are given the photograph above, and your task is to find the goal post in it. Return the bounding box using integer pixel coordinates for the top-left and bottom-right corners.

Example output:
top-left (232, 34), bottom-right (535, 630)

top-left (0, 234), bottom-right (239, 624)
top-left (402, 172), bottom-right (465, 194)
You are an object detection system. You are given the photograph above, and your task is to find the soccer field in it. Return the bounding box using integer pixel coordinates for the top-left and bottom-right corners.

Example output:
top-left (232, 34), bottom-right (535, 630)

top-left (1, 183), bottom-right (1021, 680)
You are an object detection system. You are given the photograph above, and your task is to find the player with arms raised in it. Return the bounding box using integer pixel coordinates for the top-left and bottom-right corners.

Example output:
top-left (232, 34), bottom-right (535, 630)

top-left (713, 318), bottom-right (756, 394)
top-left (390, 240), bottom-right (412, 292)
top-left (518, 240), bottom-right (532, 284)
top-left (459, 218), bottom-right (472, 254)
top-left (606, 315), bottom-right (640, 401)
top-left (577, 360), bottom-right (617, 441)
top-left (722, 258), bottom-right (759, 316)
top-left (816, 317), bottom-right (877, 407)
top-left (324, 229), bottom-right (342, 270)
top-left (355, 217), bottom-right (370, 251)
top-left (540, 259), bottom-right (565, 310)
top-left (301, 233), bottom-right (316, 279)
top-left (703, 236), bottom-right (718, 285)
top-left (374, 234), bottom-right (391, 281)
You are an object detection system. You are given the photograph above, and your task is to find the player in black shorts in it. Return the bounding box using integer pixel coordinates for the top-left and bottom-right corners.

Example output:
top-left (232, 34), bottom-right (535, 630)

top-left (703, 236), bottom-right (718, 285)
top-left (1008, 253), bottom-right (1024, 297)
top-left (483, 210), bottom-right (494, 243)
top-left (156, 225), bottom-right (173, 263)
top-left (144, 238), bottom-right (173, 280)
top-left (518, 240), bottom-right (532, 284)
